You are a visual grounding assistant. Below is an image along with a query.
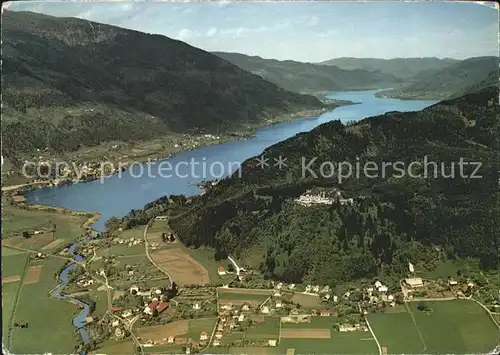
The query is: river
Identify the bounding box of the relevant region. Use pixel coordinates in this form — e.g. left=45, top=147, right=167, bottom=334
left=26, top=90, right=436, bottom=232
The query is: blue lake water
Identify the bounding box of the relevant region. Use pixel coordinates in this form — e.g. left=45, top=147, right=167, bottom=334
left=27, top=90, right=437, bottom=231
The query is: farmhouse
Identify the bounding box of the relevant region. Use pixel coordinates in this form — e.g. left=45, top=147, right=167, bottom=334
left=168, top=336, right=175, bottom=344
left=269, top=339, right=278, bottom=347
left=217, top=266, right=226, bottom=276
left=193, top=303, right=201, bottom=310
left=144, top=300, right=168, bottom=315
left=405, top=277, right=424, bottom=288
left=213, top=340, right=221, bottom=346
left=122, top=309, right=133, bottom=318
left=215, top=332, right=223, bottom=339
left=449, top=280, right=458, bottom=286
left=261, top=306, right=270, bottom=314
left=276, top=301, right=283, bottom=308
left=320, top=310, right=331, bottom=316
left=241, top=303, right=250, bottom=311
left=200, top=332, right=208, bottom=341
left=274, top=291, right=281, bottom=297
left=221, top=304, right=233, bottom=311
left=312, top=285, right=320, bottom=293
left=238, top=314, right=245, bottom=322
left=378, top=285, right=388, bottom=293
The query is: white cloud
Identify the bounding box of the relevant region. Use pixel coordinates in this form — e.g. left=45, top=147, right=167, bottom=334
left=176, top=28, right=194, bottom=41
left=207, top=27, right=218, bottom=37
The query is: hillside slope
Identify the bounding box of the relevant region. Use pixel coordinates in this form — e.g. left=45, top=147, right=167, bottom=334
left=320, top=57, right=459, bottom=79
left=2, top=11, right=324, bottom=160
left=118, top=86, right=499, bottom=286
left=375, top=57, right=497, bottom=99
left=213, top=52, right=401, bottom=93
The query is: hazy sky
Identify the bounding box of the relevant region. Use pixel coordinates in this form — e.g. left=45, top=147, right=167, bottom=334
left=5, top=1, right=499, bottom=62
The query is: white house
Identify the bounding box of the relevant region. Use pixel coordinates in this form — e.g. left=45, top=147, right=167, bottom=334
left=200, top=332, right=208, bottom=341
left=312, top=285, right=320, bottom=293
left=217, top=266, right=226, bottom=276
left=305, top=285, right=312, bottom=293
left=268, top=339, right=277, bottom=347
left=215, top=332, right=223, bottom=339
left=167, top=336, right=175, bottom=344
left=274, top=291, right=281, bottom=297
left=289, top=284, right=296, bottom=290
left=333, top=295, right=338, bottom=303
left=323, top=294, right=331, bottom=301
left=122, top=309, right=133, bottom=318
left=193, top=303, right=201, bottom=310
left=374, top=281, right=382, bottom=289
left=213, top=340, right=221, bottom=346
left=238, top=314, right=245, bottom=322
left=449, top=280, right=458, bottom=286
left=378, top=285, right=388, bottom=293
left=276, top=301, right=283, bottom=308
left=261, top=306, right=270, bottom=314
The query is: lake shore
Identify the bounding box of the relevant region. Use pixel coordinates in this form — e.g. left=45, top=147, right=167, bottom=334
left=2, top=103, right=351, bottom=194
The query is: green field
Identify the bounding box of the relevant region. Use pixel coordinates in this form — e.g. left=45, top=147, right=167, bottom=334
left=185, top=247, right=229, bottom=284
left=2, top=282, right=23, bottom=347
left=97, top=339, right=136, bottom=354
left=9, top=258, right=80, bottom=354
left=244, top=317, right=280, bottom=340
left=2, top=253, right=29, bottom=277
left=186, top=317, right=218, bottom=339
left=369, top=300, right=499, bottom=354
left=218, top=289, right=272, bottom=303
left=1, top=246, right=28, bottom=256
left=98, top=243, right=145, bottom=257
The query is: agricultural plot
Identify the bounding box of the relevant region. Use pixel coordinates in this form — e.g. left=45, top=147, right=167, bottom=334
left=279, top=316, right=377, bottom=354
left=9, top=258, right=80, bottom=354
left=218, top=288, right=272, bottom=308
left=244, top=316, right=280, bottom=340
left=150, top=248, right=210, bottom=285
left=1, top=232, right=55, bottom=250
left=369, top=300, right=499, bottom=354
left=2, top=253, right=29, bottom=278
left=97, top=243, right=145, bottom=257
left=134, top=318, right=217, bottom=344
left=290, top=293, right=323, bottom=308
left=97, top=339, right=136, bottom=354
left=2, top=282, right=22, bottom=347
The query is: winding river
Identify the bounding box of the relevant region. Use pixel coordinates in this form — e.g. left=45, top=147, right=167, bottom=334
left=29, top=90, right=437, bottom=346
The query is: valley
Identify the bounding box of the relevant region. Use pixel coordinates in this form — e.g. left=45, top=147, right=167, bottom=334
left=1, top=2, right=498, bottom=355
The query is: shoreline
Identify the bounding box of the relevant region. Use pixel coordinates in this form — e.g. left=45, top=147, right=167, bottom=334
left=2, top=104, right=349, bottom=196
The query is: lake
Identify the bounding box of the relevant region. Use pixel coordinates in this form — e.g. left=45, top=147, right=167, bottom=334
left=26, top=90, right=437, bottom=231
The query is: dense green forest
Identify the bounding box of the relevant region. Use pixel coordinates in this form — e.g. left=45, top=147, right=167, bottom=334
left=2, top=10, right=323, bottom=160
left=113, top=86, right=499, bottom=287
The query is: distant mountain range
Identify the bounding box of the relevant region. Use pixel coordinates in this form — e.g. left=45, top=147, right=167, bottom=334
left=213, top=52, right=402, bottom=94
left=320, top=57, right=459, bottom=79
left=2, top=11, right=325, bottom=160
left=375, top=56, right=498, bottom=99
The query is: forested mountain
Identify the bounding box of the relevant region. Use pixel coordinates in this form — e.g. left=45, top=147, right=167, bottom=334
left=213, top=52, right=402, bottom=93
left=2, top=11, right=324, bottom=159
left=116, top=86, right=499, bottom=287
left=320, top=57, right=458, bottom=79
left=376, top=57, right=497, bottom=99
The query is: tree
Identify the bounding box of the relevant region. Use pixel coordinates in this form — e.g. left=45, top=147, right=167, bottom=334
left=152, top=307, right=159, bottom=317
left=22, top=231, right=31, bottom=239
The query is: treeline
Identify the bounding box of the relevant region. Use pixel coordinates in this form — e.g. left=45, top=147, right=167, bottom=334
left=116, top=87, right=499, bottom=287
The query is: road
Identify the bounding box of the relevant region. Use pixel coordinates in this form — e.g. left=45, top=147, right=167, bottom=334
left=143, top=219, right=173, bottom=284
left=228, top=256, right=243, bottom=275
left=359, top=303, right=382, bottom=355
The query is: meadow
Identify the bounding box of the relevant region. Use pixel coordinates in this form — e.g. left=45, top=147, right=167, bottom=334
left=369, top=299, right=499, bottom=354
left=9, top=257, right=80, bottom=354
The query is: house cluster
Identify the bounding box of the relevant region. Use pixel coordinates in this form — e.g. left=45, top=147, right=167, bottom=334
left=338, top=323, right=369, bottom=332
left=76, top=278, right=95, bottom=287
left=212, top=313, right=252, bottom=346
left=219, top=302, right=253, bottom=315
left=304, top=284, right=337, bottom=302
left=366, top=280, right=395, bottom=306
left=111, top=237, right=144, bottom=247
left=31, top=252, right=46, bottom=260
left=281, top=314, right=311, bottom=324
left=295, top=190, right=354, bottom=207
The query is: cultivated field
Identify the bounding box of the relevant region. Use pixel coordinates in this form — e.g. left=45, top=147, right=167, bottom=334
left=290, top=293, right=323, bottom=308
left=280, top=328, right=331, bottom=339
left=218, top=288, right=272, bottom=307
left=244, top=316, right=280, bottom=340
left=2, top=253, right=29, bottom=278
left=278, top=316, right=377, bottom=354
left=23, top=265, right=42, bottom=284
left=134, top=318, right=217, bottom=344
left=9, top=258, right=80, bottom=354
left=1, top=232, right=54, bottom=250
left=135, top=320, right=189, bottom=341
left=96, top=339, right=135, bottom=354
left=369, top=299, right=499, bottom=354
left=150, top=248, right=210, bottom=285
